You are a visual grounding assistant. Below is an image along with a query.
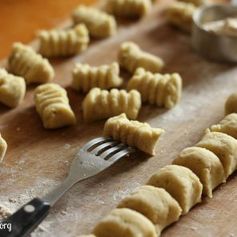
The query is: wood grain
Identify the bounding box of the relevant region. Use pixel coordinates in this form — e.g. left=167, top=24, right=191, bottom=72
left=0, top=0, right=236, bottom=237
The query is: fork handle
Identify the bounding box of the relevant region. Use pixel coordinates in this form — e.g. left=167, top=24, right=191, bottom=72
left=0, top=198, right=50, bottom=237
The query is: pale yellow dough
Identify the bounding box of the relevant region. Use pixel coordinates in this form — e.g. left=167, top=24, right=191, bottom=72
left=8, top=43, right=54, bottom=84
left=225, top=92, right=237, bottom=115
left=173, top=147, right=225, bottom=198
left=209, top=113, right=237, bottom=139
left=196, top=131, right=237, bottom=178
left=118, top=185, right=182, bottom=235
left=38, top=24, right=89, bottom=57
left=93, top=208, right=157, bottom=237
left=0, top=134, right=7, bottom=162
left=177, top=0, right=208, bottom=6
left=72, top=62, right=122, bottom=93
left=82, top=88, right=141, bottom=122
left=34, top=83, right=76, bottom=129
left=105, top=0, right=152, bottom=19
left=127, top=68, right=182, bottom=109
left=147, top=165, right=203, bottom=214
left=118, top=42, right=164, bottom=73
left=0, top=69, right=26, bottom=108
left=166, top=2, right=196, bottom=32
left=103, top=113, right=164, bottom=155
left=72, top=5, right=117, bottom=38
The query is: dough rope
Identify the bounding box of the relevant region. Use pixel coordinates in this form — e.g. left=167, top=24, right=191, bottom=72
left=173, top=147, right=226, bottom=198
left=147, top=165, right=203, bottom=214
left=118, top=185, right=182, bottom=234
left=118, top=42, right=164, bottom=73
left=34, top=83, right=76, bottom=129
left=8, top=43, right=54, bottom=84
left=105, top=0, right=152, bottom=19
left=38, top=24, right=89, bottom=58
left=0, top=69, right=26, bottom=108
left=127, top=67, right=182, bottom=109
left=196, top=131, right=237, bottom=178
left=166, top=2, right=196, bottom=32
left=72, top=62, right=123, bottom=93
left=82, top=88, right=141, bottom=122
left=103, top=113, right=164, bottom=155
left=72, top=6, right=117, bottom=38
left=0, top=133, right=7, bottom=162
left=93, top=208, right=157, bottom=237
left=177, top=0, right=208, bottom=6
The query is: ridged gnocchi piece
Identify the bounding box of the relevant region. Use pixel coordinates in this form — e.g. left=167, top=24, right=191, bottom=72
left=127, top=68, right=182, bottom=109
left=118, top=42, right=164, bottom=73
left=196, top=131, right=237, bottom=178
left=166, top=2, right=196, bottom=32
left=177, top=0, right=208, bottom=6
left=82, top=88, right=141, bottom=122
left=103, top=113, right=164, bottom=155
left=118, top=185, right=182, bottom=235
left=93, top=208, right=157, bottom=237
left=72, top=6, right=117, bottom=38
left=209, top=113, right=237, bottom=139
left=72, top=62, right=123, bottom=93
left=38, top=24, right=89, bottom=58
left=225, top=92, right=237, bottom=115
left=147, top=165, right=203, bottom=214
left=173, top=147, right=225, bottom=198
left=0, top=69, right=26, bottom=108
left=8, top=43, right=54, bottom=85
left=105, top=0, right=152, bottom=19
left=34, top=83, right=76, bottom=129
left=0, top=134, right=7, bottom=162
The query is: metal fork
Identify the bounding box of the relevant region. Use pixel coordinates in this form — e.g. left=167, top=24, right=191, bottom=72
left=1, top=137, right=135, bottom=237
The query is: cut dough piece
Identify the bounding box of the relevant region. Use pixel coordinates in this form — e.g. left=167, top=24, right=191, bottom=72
left=173, top=147, right=226, bottom=198
left=0, top=134, right=7, bottom=162
left=147, top=165, right=203, bottom=214
left=118, top=185, right=182, bottom=234
left=225, top=93, right=237, bottom=115
left=34, top=83, right=76, bottom=129
left=0, top=68, right=26, bottom=108
left=208, top=113, right=237, bottom=139
left=196, top=131, right=237, bottom=178
left=118, top=42, right=164, bottom=73
left=93, top=208, right=157, bottom=237
left=103, top=113, right=164, bottom=155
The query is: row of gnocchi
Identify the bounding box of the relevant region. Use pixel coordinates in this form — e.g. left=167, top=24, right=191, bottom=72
left=78, top=94, right=237, bottom=237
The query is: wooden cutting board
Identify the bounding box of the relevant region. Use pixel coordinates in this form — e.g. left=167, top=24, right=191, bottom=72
left=0, top=0, right=237, bottom=236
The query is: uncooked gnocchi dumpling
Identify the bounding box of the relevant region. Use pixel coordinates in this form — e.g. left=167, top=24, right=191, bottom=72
left=118, top=185, right=182, bottom=234
left=38, top=24, right=89, bottom=57
left=209, top=113, right=237, bottom=139
left=196, top=131, right=237, bottom=178
left=34, top=83, right=76, bottom=129
left=0, top=134, right=7, bottom=162
left=105, top=0, right=152, bottom=19
left=82, top=88, right=141, bottom=122
left=0, top=69, right=26, bottom=108
left=93, top=208, right=157, bottom=237
left=118, top=42, right=164, bottom=73
left=173, top=147, right=225, bottom=198
left=72, top=62, right=122, bottom=93
left=8, top=43, right=54, bottom=84
left=103, top=113, right=164, bottom=155
left=177, top=0, right=208, bottom=6
left=72, top=6, right=117, bottom=38
left=166, top=2, right=196, bottom=32
left=225, top=92, right=237, bottom=115
left=147, top=165, right=203, bottom=214
left=127, top=68, right=182, bottom=109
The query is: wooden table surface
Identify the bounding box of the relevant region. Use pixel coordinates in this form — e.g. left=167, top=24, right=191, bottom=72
left=0, top=0, right=95, bottom=59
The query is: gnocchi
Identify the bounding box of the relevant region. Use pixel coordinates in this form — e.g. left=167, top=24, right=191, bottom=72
left=0, top=134, right=7, bottom=162
left=72, top=62, right=122, bottom=93
left=225, top=92, right=237, bottom=115
left=103, top=113, right=164, bottom=155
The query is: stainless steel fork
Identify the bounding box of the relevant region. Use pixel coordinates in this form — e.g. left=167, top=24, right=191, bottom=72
left=1, top=137, right=135, bottom=237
